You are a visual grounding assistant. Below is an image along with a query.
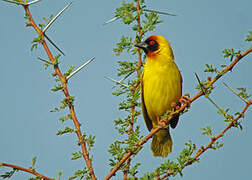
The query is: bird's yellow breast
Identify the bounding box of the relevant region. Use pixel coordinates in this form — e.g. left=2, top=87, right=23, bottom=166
left=143, top=58, right=182, bottom=127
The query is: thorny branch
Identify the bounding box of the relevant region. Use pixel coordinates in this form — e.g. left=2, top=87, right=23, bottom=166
left=0, top=162, right=53, bottom=180
left=20, top=3, right=96, bottom=180
left=136, top=0, right=143, bottom=73
left=122, top=0, right=143, bottom=179
left=105, top=46, right=252, bottom=179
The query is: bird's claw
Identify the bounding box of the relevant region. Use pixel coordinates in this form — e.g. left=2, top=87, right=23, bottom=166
left=157, top=117, right=166, bottom=127
left=179, top=93, right=191, bottom=108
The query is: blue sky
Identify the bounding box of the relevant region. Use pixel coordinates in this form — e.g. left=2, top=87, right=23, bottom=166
left=0, top=0, right=251, bottom=179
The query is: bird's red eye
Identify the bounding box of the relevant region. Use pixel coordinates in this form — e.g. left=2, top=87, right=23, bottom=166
left=149, top=40, right=156, bottom=45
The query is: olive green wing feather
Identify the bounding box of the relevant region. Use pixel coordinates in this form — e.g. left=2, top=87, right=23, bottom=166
left=141, top=74, right=153, bottom=131
left=170, top=70, right=183, bottom=129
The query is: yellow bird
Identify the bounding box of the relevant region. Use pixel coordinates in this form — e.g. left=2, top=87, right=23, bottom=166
left=135, top=35, right=182, bottom=157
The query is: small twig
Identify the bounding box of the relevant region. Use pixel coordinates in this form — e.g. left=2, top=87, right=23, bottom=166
left=223, top=82, right=248, bottom=103
left=43, top=2, right=72, bottom=33
left=136, top=0, right=143, bottom=71
left=27, top=0, right=41, bottom=5
left=37, top=57, right=53, bottom=65
left=1, top=162, right=54, bottom=180
left=66, top=57, right=95, bottom=80
left=44, top=34, right=65, bottom=56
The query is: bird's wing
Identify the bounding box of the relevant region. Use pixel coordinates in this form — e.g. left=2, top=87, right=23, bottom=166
left=170, top=113, right=179, bottom=129
left=141, top=73, right=153, bottom=131
left=170, top=71, right=183, bottom=129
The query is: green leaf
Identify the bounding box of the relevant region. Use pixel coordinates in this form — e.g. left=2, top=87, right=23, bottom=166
left=56, top=126, right=74, bottom=136
left=201, top=126, right=212, bottom=136
left=24, top=12, right=29, bottom=20
left=71, top=151, right=82, bottom=160
left=61, top=96, right=75, bottom=108
left=32, top=35, right=43, bottom=44
left=68, top=168, right=90, bottom=180
left=38, top=23, right=45, bottom=30
left=0, top=169, right=17, bottom=179
left=140, top=171, right=157, bottom=180
left=31, top=43, right=38, bottom=51
left=64, top=65, right=75, bottom=77
left=32, top=156, right=37, bottom=168
left=237, top=87, right=251, bottom=100
left=50, top=107, right=60, bottom=112
left=113, top=36, right=133, bottom=56
left=211, top=141, right=224, bottom=150
left=245, top=31, right=252, bottom=42
left=115, top=2, right=136, bottom=25
left=58, top=115, right=71, bottom=123
left=142, top=12, right=163, bottom=33
left=222, top=48, right=241, bottom=60
left=117, top=61, right=138, bottom=76
left=128, top=162, right=141, bottom=177
left=54, top=54, right=61, bottom=65
left=51, top=84, right=63, bottom=92
left=30, top=35, right=43, bottom=51
left=86, top=135, right=96, bottom=151
left=204, top=64, right=219, bottom=74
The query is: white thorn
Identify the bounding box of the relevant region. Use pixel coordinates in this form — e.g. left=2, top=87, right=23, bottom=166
left=223, top=82, right=248, bottom=103
left=118, top=71, right=134, bottom=83
left=143, top=9, right=177, bottom=16
left=27, top=0, right=41, bottom=5
left=104, top=76, right=130, bottom=88
left=3, top=0, right=26, bottom=5
left=103, top=16, right=119, bottom=25
left=43, top=2, right=72, bottom=33
left=66, top=57, right=95, bottom=80
left=44, top=34, right=65, bottom=56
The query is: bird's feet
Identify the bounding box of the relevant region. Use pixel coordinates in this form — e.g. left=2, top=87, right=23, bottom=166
left=179, top=93, right=191, bottom=108
left=157, top=117, right=167, bottom=127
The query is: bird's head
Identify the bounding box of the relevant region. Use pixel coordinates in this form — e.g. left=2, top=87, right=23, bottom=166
left=135, top=35, right=174, bottom=59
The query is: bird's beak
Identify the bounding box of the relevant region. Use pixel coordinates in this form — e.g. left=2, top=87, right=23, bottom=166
left=135, top=42, right=148, bottom=52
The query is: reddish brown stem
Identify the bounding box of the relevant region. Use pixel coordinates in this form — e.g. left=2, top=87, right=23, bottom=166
left=23, top=5, right=96, bottom=180
left=123, top=158, right=131, bottom=180
left=105, top=47, right=252, bottom=179
left=136, top=0, right=143, bottom=74
left=156, top=170, right=161, bottom=180
left=136, top=0, right=143, bottom=37
left=122, top=1, right=143, bottom=179
left=1, top=163, right=53, bottom=180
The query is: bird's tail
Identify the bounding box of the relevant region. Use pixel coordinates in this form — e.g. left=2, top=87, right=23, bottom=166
left=151, top=128, right=172, bottom=157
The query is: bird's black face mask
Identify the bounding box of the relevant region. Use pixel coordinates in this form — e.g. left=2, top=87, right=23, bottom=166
left=135, top=39, right=159, bottom=54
